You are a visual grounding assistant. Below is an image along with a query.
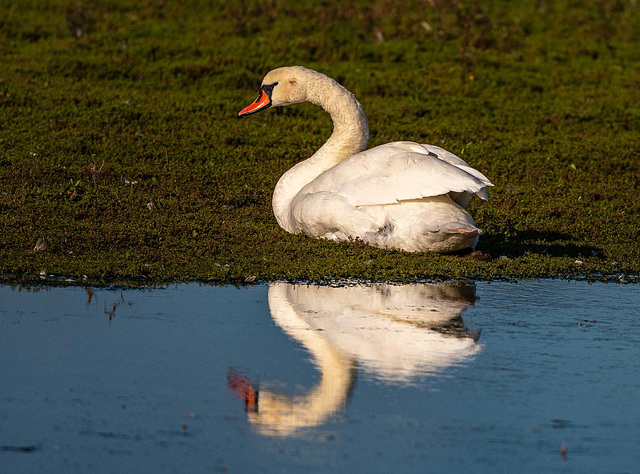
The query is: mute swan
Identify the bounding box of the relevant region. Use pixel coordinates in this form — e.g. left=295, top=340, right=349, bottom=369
left=228, top=282, right=481, bottom=437
left=239, top=66, right=493, bottom=253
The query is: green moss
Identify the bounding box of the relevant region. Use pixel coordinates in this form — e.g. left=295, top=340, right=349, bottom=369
left=1, top=0, right=639, bottom=285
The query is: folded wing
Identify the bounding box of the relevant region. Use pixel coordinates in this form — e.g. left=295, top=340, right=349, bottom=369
left=301, top=141, right=493, bottom=207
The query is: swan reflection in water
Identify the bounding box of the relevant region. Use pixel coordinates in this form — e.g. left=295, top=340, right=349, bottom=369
left=228, top=282, right=482, bottom=437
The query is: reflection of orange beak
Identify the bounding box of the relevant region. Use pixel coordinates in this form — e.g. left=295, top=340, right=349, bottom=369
left=244, top=386, right=258, bottom=413
left=238, top=89, right=272, bottom=117
left=227, top=367, right=259, bottom=412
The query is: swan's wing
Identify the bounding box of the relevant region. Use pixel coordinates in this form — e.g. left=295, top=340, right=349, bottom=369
left=416, top=143, right=493, bottom=188
left=306, top=142, right=492, bottom=207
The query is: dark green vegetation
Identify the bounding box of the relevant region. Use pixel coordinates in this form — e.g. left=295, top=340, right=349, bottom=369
left=1, top=0, right=639, bottom=285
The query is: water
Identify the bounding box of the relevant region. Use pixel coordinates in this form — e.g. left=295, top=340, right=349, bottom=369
left=1, top=280, right=639, bottom=473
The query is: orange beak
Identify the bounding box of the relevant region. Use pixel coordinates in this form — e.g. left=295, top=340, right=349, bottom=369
left=227, top=368, right=259, bottom=413
left=238, top=88, right=272, bottom=117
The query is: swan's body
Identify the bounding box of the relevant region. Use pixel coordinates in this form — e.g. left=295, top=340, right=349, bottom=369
left=239, top=66, right=493, bottom=253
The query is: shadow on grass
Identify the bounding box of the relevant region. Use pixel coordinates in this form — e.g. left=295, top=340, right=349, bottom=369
left=478, top=230, right=603, bottom=259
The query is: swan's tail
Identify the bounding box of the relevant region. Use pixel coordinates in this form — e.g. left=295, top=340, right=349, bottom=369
left=440, top=222, right=483, bottom=236
left=424, top=222, right=482, bottom=253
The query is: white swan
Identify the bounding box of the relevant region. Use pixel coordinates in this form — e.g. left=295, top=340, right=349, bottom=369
left=239, top=66, right=493, bottom=253
left=230, top=282, right=481, bottom=437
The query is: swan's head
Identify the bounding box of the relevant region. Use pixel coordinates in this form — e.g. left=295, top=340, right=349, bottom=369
left=238, top=66, right=311, bottom=117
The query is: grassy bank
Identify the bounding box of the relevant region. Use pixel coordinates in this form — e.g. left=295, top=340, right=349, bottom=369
left=1, top=0, right=639, bottom=285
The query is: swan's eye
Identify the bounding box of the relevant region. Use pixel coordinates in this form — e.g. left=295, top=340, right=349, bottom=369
left=261, top=82, right=278, bottom=99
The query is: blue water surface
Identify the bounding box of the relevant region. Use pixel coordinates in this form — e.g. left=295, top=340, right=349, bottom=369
left=0, top=280, right=639, bottom=473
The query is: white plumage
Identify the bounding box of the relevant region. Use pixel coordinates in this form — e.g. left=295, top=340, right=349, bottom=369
left=239, top=66, right=493, bottom=253
left=243, top=282, right=481, bottom=437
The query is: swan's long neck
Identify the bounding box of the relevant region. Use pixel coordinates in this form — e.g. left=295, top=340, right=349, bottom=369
left=250, top=284, right=355, bottom=436
left=273, top=72, right=369, bottom=232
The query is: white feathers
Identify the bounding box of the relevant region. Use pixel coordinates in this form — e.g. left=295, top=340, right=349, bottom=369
left=301, top=141, right=492, bottom=208
left=242, top=66, right=493, bottom=253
